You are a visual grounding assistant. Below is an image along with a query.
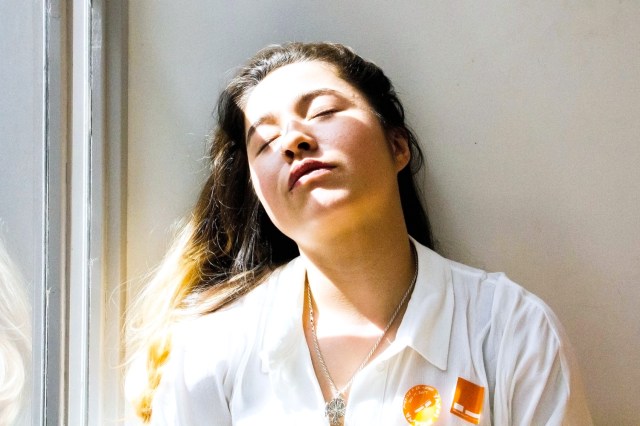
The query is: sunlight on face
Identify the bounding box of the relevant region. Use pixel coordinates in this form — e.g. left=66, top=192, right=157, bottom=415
left=243, top=61, right=408, bottom=245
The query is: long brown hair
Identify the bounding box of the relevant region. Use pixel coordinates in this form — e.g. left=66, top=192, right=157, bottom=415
left=127, top=41, right=433, bottom=421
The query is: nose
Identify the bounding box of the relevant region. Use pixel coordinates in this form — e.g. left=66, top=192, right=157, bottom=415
left=280, top=120, right=317, bottom=161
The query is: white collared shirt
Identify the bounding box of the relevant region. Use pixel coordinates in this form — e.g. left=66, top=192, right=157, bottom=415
left=149, top=242, right=592, bottom=425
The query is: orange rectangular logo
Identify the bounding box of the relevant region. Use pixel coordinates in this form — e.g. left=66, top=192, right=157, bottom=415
left=450, top=377, right=484, bottom=424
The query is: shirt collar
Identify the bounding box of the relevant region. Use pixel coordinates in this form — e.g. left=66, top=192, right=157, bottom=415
left=259, top=258, right=327, bottom=415
left=394, top=238, right=454, bottom=371
left=260, top=239, right=455, bottom=372
left=260, top=257, right=307, bottom=373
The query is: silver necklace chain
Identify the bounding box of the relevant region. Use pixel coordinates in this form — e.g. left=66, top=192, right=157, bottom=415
left=307, top=243, right=418, bottom=425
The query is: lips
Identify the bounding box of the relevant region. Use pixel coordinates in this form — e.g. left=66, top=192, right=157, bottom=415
left=288, top=159, right=334, bottom=190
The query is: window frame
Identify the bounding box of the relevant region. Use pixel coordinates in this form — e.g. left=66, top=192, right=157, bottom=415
left=39, top=0, right=127, bottom=424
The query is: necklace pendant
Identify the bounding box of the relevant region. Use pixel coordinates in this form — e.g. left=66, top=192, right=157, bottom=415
left=325, top=393, right=346, bottom=425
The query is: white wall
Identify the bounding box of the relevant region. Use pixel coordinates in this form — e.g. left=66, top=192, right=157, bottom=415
left=128, top=1, right=640, bottom=423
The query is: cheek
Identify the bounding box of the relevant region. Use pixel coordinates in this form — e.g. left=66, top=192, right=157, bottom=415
left=248, top=166, right=266, bottom=202
left=339, top=125, right=395, bottom=168
left=248, top=162, right=280, bottom=211
left=249, top=165, right=292, bottom=233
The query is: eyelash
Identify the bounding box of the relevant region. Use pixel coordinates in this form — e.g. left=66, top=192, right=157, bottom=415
left=257, top=136, right=278, bottom=154
left=311, top=108, right=337, bottom=119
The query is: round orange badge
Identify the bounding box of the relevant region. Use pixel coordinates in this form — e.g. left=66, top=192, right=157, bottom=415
left=402, top=385, right=442, bottom=425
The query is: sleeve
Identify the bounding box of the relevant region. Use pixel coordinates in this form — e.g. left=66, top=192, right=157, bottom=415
left=490, top=278, right=593, bottom=426
left=150, top=316, right=235, bottom=426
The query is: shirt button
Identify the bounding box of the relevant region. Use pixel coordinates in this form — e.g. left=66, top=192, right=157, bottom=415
left=376, top=362, right=386, bottom=372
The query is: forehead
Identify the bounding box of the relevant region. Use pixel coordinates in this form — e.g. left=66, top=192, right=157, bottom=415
left=243, top=60, right=359, bottom=118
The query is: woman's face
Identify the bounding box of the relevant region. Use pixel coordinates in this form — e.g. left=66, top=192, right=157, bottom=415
left=243, top=60, right=409, bottom=245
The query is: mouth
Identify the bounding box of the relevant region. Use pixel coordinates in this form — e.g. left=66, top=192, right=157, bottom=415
left=288, top=160, right=334, bottom=191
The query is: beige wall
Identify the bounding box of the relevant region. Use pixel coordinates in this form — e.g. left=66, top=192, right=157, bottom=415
left=128, top=1, right=640, bottom=423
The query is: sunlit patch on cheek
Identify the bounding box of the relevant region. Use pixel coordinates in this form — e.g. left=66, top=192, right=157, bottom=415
left=248, top=163, right=281, bottom=219
left=246, top=162, right=264, bottom=196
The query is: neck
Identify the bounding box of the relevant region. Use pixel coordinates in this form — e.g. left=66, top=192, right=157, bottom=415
left=298, top=220, right=416, bottom=330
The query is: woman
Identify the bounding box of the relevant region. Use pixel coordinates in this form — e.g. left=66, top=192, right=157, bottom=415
left=127, top=42, right=592, bottom=425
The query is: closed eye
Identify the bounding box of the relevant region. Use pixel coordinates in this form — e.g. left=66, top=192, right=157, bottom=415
left=252, top=133, right=280, bottom=155
left=310, top=108, right=338, bottom=119
left=256, top=135, right=279, bottom=154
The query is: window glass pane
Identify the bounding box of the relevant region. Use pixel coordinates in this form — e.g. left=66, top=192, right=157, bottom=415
left=0, top=2, right=45, bottom=425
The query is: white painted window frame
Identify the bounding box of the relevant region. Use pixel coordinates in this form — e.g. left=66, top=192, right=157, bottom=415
left=40, top=0, right=127, bottom=424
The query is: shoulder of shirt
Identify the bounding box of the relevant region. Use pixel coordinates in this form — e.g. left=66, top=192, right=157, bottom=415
left=439, top=253, right=566, bottom=343
left=418, top=251, right=590, bottom=421
left=171, top=259, right=299, bottom=355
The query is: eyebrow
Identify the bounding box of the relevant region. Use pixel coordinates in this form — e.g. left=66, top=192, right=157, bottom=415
left=245, top=88, right=346, bottom=143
